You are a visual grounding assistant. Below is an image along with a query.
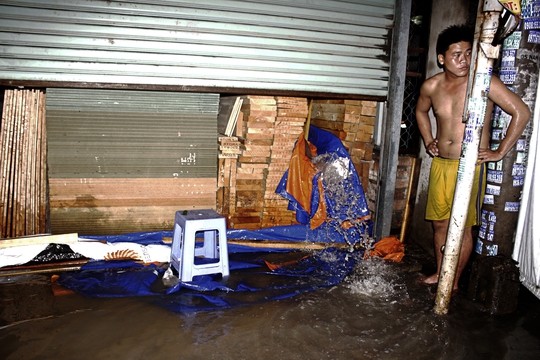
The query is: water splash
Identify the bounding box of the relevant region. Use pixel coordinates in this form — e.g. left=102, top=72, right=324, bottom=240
left=311, top=152, right=374, bottom=250
left=345, top=258, right=407, bottom=301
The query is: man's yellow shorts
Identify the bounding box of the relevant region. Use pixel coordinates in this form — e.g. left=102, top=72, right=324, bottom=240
left=425, top=156, right=486, bottom=227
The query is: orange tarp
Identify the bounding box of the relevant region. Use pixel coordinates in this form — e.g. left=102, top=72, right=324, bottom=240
left=364, top=236, right=405, bottom=262
left=285, top=133, right=327, bottom=229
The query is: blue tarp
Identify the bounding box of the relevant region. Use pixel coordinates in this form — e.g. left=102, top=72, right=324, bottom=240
left=58, top=243, right=358, bottom=312
left=57, top=126, right=374, bottom=312
left=276, top=125, right=373, bottom=245
left=79, top=225, right=310, bottom=247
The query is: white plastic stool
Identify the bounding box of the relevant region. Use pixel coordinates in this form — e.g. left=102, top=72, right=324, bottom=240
left=170, top=209, right=229, bottom=282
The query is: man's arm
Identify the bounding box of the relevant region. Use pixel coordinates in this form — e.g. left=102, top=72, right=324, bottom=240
left=416, top=82, right=439, bottom=156
left=479, top=98, right=494, bottom=152
left=478, top=76, right=531, bottom=164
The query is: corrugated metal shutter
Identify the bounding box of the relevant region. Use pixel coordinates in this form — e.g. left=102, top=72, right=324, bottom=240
left=46, top=88, right=219, bottom=178
left=0, top=0, right=394, bottom=97
left=46, top=88, right=219, bottom=235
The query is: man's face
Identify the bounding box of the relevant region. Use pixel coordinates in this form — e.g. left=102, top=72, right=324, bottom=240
left=438, top=41, right=472, bottom=77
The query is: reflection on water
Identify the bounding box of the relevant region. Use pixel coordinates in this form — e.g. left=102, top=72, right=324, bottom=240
left=1, top=251, right=539, bottom=360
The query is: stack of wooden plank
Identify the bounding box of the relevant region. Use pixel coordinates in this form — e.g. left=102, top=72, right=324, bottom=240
left=228, top=96, right=276, bottom=229
left=311, top=99, right=361, bottom=148
left=354, top=101, right=377, bottom=190
left=310, top=99, right=375, bottom=189
left=0, top=89, right=48, bottom=238
left=217, top=96, right=377, bottom=230
left=218, top=135, right=242, bottom=159
left=238, top=95, right=275, bottom=163
left=217, top=136, right=241, bottom=220
left=261, top=97, right=307, bottom=227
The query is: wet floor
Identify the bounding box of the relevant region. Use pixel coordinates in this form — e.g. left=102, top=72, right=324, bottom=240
left=1, top=245, right=539, bottom=360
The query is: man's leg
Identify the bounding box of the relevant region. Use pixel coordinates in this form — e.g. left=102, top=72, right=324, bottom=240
left=424, top=221, right=473, bottom=290
left=453, top=226, right=473, bottom=291
left=423, top=218, right=449, bottom=284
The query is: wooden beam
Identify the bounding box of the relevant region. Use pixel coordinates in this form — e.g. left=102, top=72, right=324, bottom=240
left=0, top=233, right=79, bottom=248
left=161, top=236, right=350, bottom=250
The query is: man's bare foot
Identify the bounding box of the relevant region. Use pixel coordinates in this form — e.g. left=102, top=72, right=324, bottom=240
left=422, top=274, right=439, bottom=285
left=419, top=274, right=460, bottom=294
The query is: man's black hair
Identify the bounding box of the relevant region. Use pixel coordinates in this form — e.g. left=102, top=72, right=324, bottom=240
left=436, top=24, right=474, bottom=66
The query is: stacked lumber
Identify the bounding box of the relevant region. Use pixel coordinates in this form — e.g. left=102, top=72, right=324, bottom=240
left=0, top=89, right=48, bottom=238
left=239, top=95, right=276, bottom=163
left=217, top=96, right=377, bottom=230
left=228, top=96, right=276, bottom=229
left=217, top=136, right=241, bottom=220
left=261, top=97, right=307, bottom=227
left=310, top=100, right=376, bottom=189
left=218, top=135, right=242, bottom=159
left=311, top=99, right=361, bottom=148
left=353, top=101, right=377, bottom=190
left=216, top=96, right=244, bottom=220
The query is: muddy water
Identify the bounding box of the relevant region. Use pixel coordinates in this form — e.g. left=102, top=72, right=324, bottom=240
left=1, top=250, right=540, bottom=360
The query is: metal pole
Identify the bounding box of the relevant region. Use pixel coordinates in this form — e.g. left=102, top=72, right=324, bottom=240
left=433, top=0, right=505, bottom=315
left=374, top=0, right=411, bottom=239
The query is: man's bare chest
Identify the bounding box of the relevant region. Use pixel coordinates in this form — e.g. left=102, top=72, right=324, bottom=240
left=431, top=87, right=467, bottom=120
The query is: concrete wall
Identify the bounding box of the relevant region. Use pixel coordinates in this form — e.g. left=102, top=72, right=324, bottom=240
left=407, top=0, right=472, bottom=254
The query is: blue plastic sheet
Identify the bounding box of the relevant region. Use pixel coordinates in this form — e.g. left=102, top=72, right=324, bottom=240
left=79, top=225, right=307, bottom=246
left=276, top=126, right=373, bottom=245
left=58, top=245, right=359, bottom=312
left=57, top=126, right=375, bottom=313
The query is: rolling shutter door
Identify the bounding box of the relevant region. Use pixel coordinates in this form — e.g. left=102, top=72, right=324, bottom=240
left=46, top=88, right=219, bottom=235
left=0, top=0, right=394, bottom=97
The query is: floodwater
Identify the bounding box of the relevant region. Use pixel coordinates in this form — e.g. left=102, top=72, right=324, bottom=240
left=1, top=245, right=539, bottom=360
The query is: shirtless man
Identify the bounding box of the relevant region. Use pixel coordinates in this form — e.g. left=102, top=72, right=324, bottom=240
left=416, top=24, right=530, bottom=291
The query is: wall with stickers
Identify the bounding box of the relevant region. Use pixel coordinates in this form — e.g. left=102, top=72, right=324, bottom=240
left=475, top=0, right=540, bottom=258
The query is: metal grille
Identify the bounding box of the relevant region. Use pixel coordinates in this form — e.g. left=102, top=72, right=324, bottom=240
left=400, top=0, right=431, bottom=152
left=401, top=76, right=421, bottom=151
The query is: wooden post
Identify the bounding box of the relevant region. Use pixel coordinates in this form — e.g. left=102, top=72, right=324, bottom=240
left=399, top=158, right=417, bottom=242
left=304, top=99, right=313, bottom=141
